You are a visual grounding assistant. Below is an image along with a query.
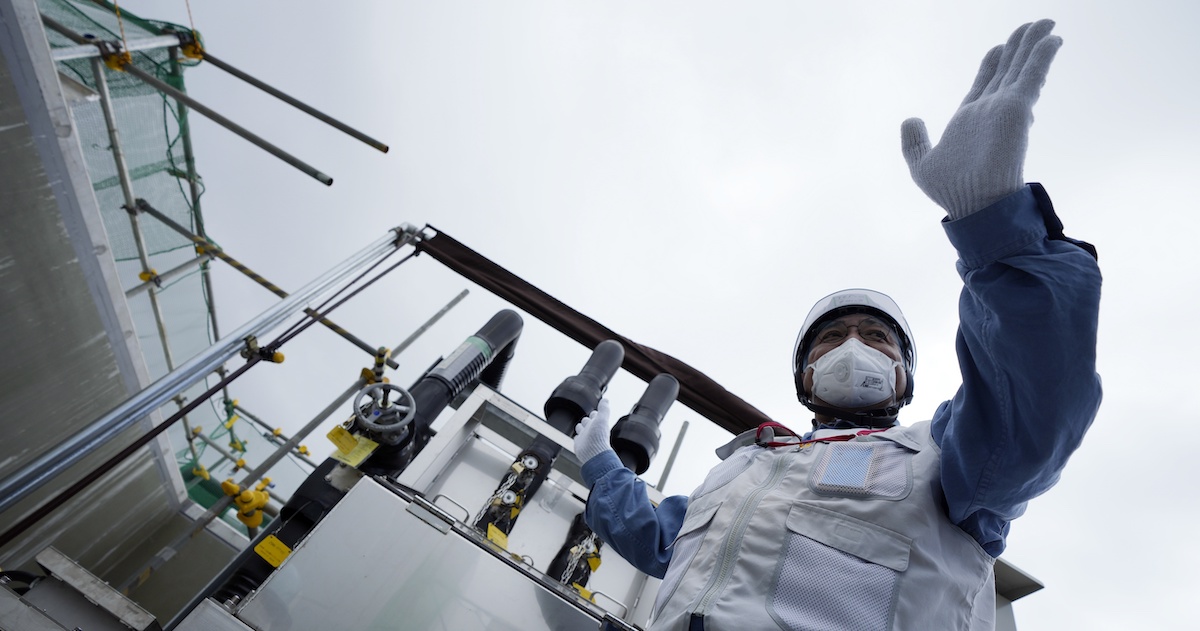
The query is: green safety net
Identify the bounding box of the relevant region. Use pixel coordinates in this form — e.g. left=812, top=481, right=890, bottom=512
left=38, top=0, right=205, bottom=260
left=34, top=1, right=318, bottom=525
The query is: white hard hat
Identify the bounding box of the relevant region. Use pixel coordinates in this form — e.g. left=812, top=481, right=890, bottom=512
left=792, top=289, right=916, bottom=417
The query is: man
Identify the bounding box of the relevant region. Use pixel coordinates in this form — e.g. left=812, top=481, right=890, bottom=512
left=573, top=19, right=1102, bottom=630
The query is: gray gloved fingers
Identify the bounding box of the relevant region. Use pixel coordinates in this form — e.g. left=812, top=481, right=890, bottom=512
left=1002, top=19, right=1057, bottom=86
left=985, top=21, right=1034, bottom=94
left=1014, top=34, right=1062, bottom=94
left=900, top=19, right=1061, bottom=217
left=961, top=45, right=1004, bottom=106
left=900, top=117, right=931, bottom=172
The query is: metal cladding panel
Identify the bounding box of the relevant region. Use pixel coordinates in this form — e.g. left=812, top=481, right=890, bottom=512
left=0, top=0, right=186, bottom=600
left=237, top=478, right=601, bottom=631
left=0, top=586, right=70, bottom=631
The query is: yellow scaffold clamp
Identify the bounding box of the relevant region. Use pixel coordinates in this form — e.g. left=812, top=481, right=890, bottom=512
left=172, top=28, right=205, bottom=60
left=222, top=478, right=272, bottom=529
left=102, top=49, right=132, bottom=72
left=180, top=36, right=204, bottom=60
left=91, top=39, right=132, bottom=72
left=138, top=269, right=161, bottom=288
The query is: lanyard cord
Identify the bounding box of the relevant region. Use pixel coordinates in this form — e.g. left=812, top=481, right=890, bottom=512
left=755, top=421, right=887, bottom=448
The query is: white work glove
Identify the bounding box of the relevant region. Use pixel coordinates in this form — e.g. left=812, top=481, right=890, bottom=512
left=901, top=19, right=1062, bottom=219
left=573, top=399, right=613, bottom=464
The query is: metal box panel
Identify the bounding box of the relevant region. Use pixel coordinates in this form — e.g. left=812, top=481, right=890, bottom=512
left=237, top=478, right=600, bottom=630
left=400, top=387, right=662, bottom=623
left=172, top=599, right=255, bottom=631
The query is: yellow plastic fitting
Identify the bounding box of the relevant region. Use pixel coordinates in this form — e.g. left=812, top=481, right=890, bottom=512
left=223, top=478, right=272, bottom=529
left=103, top=51, right=132, bottom=71
left=220, top=478, right=240, bottom=497
left=181, top=39, right=204, bottom=60
left=234, top=488, right=269, bottom=529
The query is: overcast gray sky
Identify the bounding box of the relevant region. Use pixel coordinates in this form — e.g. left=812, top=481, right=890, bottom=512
left=113, top=1, right=1199, bottom=629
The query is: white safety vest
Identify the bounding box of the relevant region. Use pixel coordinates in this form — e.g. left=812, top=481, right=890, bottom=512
left=650, top=421, right=996, bottom=631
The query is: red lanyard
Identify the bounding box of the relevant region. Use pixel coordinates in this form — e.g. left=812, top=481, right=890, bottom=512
left=755, top=421, right=888, bottom=449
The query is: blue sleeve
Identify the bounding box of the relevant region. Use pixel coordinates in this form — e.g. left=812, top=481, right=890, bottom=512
left=933, top=183, right=1102, bottom=557
left=580, top=450, right=689, bottom=578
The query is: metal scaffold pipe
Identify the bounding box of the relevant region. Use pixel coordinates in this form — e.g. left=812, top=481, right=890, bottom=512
left=39, top=14, right=334, bottom=186
left=124, top=253, right=213, bottom=297
left=198, top=50, right=389, bottom=153
left=136, top=199, right=401, bottom=370
left=168, top=48, right=230, bottom=402
left=121, top=63, right=333, bottom=185
left=390, top=288, right=470, bottom=359
left=656, top=420, right=690, bottom=492
left=231, top=404, right=319, bottom=469
left=90, top=53, right=204, bottom=466
left=238, top=380, right=363, bottom=496
left=0, top=230, right=405, bottom=516
left=50, top=34, right=179, bottom=61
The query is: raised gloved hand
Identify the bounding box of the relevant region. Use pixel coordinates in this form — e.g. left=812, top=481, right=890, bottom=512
left=901, top=19, right=1062, bottom=219
left=573, top=399, right=613, bottom=464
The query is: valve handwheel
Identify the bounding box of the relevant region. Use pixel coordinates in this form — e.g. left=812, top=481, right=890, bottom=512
left=354, top=383, right=417, bottom=434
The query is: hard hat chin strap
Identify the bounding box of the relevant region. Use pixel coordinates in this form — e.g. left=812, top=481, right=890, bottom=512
left=801, top=400, right=902, bottom=430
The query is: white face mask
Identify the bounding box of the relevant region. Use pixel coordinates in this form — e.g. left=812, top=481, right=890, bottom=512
left=807, top=338, right=900, bottom=409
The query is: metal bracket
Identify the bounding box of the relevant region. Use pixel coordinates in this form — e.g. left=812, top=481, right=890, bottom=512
left=405, top=494, right=454, bottom=534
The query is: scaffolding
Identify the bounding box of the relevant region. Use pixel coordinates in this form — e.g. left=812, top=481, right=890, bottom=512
left=3, top=0, right=462, bottom=550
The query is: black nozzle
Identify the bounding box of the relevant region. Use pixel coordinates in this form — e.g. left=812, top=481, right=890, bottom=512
left=544, top=340, right=624, bottom=435
left=611, top=374, right=678, bottom=474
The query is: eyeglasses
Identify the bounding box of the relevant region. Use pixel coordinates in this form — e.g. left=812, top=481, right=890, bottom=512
left=813, top=317, right=896, bottom=345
